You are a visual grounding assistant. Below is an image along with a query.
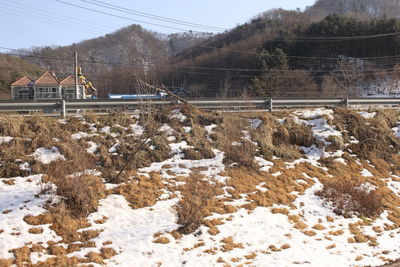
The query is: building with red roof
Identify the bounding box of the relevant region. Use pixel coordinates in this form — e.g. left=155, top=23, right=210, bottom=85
left=11, top=72, right=85, bottom=100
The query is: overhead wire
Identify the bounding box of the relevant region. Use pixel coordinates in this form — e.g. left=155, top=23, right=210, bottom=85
left=0, top=4, right=109, bottom=36
left=4, top=0, right=115, bottom=34
left=54, top=0, right=208, bottom=32
left=83, top=0, right=224, bottom=32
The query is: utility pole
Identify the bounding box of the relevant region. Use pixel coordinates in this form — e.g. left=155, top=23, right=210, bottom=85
left=74, top=50, right=78, bottom=99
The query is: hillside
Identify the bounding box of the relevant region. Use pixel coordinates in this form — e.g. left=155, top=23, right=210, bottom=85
left=20, top=26, right=211, bottom=97
left=0, top=54, right=43, bottom=100
left=307, top=0, right=400, bottom=18
left=0, top=106, right=400, bottom=266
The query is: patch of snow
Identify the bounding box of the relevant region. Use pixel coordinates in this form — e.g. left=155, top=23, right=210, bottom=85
left=0, top=175, right=61, bottom=259
left=78, top=196, right=179, bottom=266
left=100, top=126, right=111, bottom=134
left=358, top=111, right=377, bottom=119
left=361, top=169, right=374, bottom=177
left=130, top=123, right=144, bottom=137
left=171, top=109, right=187, bottom=122
left=333, top=158, right=347, bottom=164
left=255, top=157, right=274, bottom=172
left=31, top=147, right=65, bottom=164
left=204, top=124, right=217, bottom=135
left=0, top=136, right=13, bottom=144
left=86, top=141, right=99, bottom=154
left=392, top=125, right=400, bottom=138
left=159, top=124, right=174, bottom=135
left=250, top=118, right=262, bottom=129
left=71, top=131, right=98, bottom=140
left=294, top=108, right=334, bottom=120
left=182, top=126, right=191, bottom=133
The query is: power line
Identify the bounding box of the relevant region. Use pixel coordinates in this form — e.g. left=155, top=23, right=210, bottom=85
left=4, top=0, right=115, bottom=33
left=54, top=0, right=207, bottom=32
left=83, top=0, right=224, bottom=32
left=1, top=46, right=400, bottom=74
left=0, top=3, right=109, bottom=37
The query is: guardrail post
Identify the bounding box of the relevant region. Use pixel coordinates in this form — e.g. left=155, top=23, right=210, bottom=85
left=60, top=100, right=66, bottom=118
left=343, top=98, right=349, bottom=107
left=266, top=98, right=273, bottom=112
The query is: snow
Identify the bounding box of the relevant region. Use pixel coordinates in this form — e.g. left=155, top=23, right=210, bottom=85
left=0, top=175, right=61, bottom=259
left=250, top=118, right=262, bottom=129
left=0, top=136, right=13, bottom=144
left=171, top=109, right=187, bottom=122
left=130, top=123, right=144, bottom=137
left=71, top=131, right=98, bottom=140
left=255, top=157, right=274, bottom=172
left=87, top=141, right=99, bottom=154
left=358, top=111, right=377, bottom=119
left=31, top=147, right=65, bottom=164
left=393, top=124, right=400, bottom=138
left=2, top=108, right=400, bottom=266
left=159, top=124, right=174, bottom=135
left=361, top=169, right=374, bottom=177
left=79, top=196, right=179, bottom=266
left=204, top=124, right=217, bottom=134
left=294, top=108, right=334, bottom=120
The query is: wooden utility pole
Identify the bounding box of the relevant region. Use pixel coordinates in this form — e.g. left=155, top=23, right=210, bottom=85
left=74, top=51, right=78, bottom=99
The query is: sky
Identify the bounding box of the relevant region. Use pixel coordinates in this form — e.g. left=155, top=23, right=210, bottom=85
left=0, top=0, right=316, bottom=51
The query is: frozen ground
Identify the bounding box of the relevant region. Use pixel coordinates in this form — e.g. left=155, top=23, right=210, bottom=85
left=1, top=108, right=400, bottom=266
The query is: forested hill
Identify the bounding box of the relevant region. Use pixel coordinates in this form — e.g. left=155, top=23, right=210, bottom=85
left=307, top=0, right=400, bottom=18
left=0, top=54, right=43, bottom=99
left=20, top=25, right=211, bottom=95
left=159, top=6, right=400, bottom=97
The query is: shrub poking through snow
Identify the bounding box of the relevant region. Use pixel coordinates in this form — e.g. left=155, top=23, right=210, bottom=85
left=56, top=175, right=106, bottom=217
left=316, top=179, right=382, bottom=218
left=175, top=177, right=218, bottom=234
left=334, top=108, right=400, bottom=160
left=223, top=141, right=257, bottom=168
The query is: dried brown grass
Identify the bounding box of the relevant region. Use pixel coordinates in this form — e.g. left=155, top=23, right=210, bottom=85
left=175, top=176, right=219, bottom=234
left=55, top=175, right=106, bottom=217
left=316, top=179, right=382, bottom=218
left=112, top=173, right=165, bottom=209
left=334, top=108, right=400, bottom=160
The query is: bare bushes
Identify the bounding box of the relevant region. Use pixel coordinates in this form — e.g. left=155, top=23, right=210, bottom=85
left=175, top=177, right=218, bottom=234
left=55, top=175, right=106, bottom=217
left=252, top=114, right=310, bottom=160
left=316, top=179, right=382, bottom=218
left=334, top=108, right=400, bottom=160
left=223, top=141, right=257, bottom=168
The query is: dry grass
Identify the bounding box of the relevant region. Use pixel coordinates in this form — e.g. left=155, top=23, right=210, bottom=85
left=175, top=176, right=219, bottom=234
left=112, top=173, right=165, bottom=209
left=55, top=175, right=106, bottom=217
left=316, top=179, right=382, bottom=218
left=251, top=114, right=307, bottom=160
left=223, top=141, right=257, bottom=169
left=334, top=108, right=400, bottom=160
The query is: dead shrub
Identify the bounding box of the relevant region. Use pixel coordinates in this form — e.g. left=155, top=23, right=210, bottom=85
left=325, top=135, right=345, bottom=151
left=175, top=176, right=218, bottom=234
left=334, top=108, right=400, bottom=160
left=182, top=148, right=202, bottom=160
left=223, top=141, right=257, bottom=168
left=316, top=179, right=382, bottom=218
left=279, top=118, right=315, bottom=147
left=56, top=175, right=106, bottom=217
left=270, top=144, right=302, bottom=160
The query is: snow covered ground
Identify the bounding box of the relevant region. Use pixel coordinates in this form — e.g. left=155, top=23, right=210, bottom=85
left=1, top=108, right=400, bottom=267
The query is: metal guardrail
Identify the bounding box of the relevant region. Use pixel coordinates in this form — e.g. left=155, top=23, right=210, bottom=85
left=0, top=98, right=399, bottom=117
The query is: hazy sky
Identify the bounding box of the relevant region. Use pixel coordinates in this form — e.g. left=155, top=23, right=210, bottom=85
left=0, top=0, right=316, bottom=50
